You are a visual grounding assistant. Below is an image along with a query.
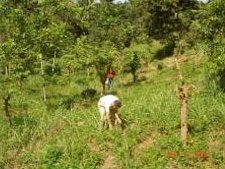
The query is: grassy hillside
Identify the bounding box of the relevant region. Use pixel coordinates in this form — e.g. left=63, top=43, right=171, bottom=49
left=1, top=54, right=225, bottom=169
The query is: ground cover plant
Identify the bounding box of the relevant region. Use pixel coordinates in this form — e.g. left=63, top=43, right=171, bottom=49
left=1, top=53, right=225, bottom=169
left=1, top=0, right=225, bottom=169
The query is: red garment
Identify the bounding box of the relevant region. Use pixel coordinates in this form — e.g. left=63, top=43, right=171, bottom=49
left=106, top=69, right=116, bottom=79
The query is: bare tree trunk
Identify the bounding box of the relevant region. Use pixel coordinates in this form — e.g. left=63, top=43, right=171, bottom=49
left=176, top=83, right=188, bottom=147
left=18, top=78, right=22, bottom=90
left=87, top=67, right=90, bottom=77
left=41, top=57, right=47, bottom=102
left=5, top=64, right=10, bottom=78
left=41, top=58, right=44, bottom=75
left=52, top=51, right=56, bottom=73
left=174, top=57, right=183, bottom=81
left=95, top=65, right=106, bottom=96
left=181, top=98, right=188, bottom=147
left=100, top=79, right=106, bottom=96
left=99, top=73, right=106, bottom=96
left=4, top=63, right=12, bottom=125
left=3, top=94, right=12, bottom=126
left=132, top=70, right=137, bottom=82
left=5, top=66, right=8, bottom=77
left=67, top=66, right=72, bottom=85
left=42, top=83, right=47, bottom=102
left=174, top=55, right=189, bottom=147
left=8, top=64, right=11, bottom=76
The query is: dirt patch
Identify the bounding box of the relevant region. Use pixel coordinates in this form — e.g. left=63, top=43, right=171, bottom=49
left=48, top=120, right=65, bottom=137
left=87, top=139, right=118, bottom=169
left=132, top=135, right=154, bottom=157
left=87, top=139, right=100, bottom=153
left=164, top=55, right=189, bottom=68
left=100, top=151, right=117, bottom=169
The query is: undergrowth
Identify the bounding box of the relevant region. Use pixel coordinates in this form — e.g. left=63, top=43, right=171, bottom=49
left=0, top=54, right=225, bottom=169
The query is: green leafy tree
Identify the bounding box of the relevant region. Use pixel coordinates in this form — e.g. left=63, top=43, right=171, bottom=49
left=1, top=0, right=75, bottom=103
left=0, top=3, right=35, bottom=124
left=123, top=43, right=152, bottom=82
left=199, top=0, right=225, bottom=89
left=144, top=0, right=199, bottom=57
left=27, top=1, right=74, bottom=101
left=80, top=0, right=136, bottom=49
left=72, top=37, right=120, bottom=95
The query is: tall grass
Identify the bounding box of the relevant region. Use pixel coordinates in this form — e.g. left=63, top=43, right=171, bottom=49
left=0, top=55, right=225, bottom=169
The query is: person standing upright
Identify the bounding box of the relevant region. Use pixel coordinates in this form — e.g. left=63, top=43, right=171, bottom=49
left=105, top=67, right=116, bottom=90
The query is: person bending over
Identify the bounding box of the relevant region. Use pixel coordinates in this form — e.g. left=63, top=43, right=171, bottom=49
left=97, top=95, right=122, bottom=129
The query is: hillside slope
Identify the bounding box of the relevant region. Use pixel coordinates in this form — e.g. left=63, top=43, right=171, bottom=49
left=1, top=54, right=225, bottom=169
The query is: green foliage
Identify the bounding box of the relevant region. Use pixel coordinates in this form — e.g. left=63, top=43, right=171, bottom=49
left=198, top=0, right=225, bottom=88
left=66, top=35, right=121, bottom=94
left=41, top=146, right=63, bottom=169
left=147, top=0, right=198, bottom=41
left=1, top=0, right=225, bottom=168
left=123, top=43, right=153, bottom=81
left=1, top=54, right=225, bottom=168
left=212, top=151, right=224, bottom=165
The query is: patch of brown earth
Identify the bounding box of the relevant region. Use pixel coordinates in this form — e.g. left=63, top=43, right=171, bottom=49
left=100, top=151, right=117, bottom=169
left=133, top=135, right=154, bottom=157
left=87, top=139, right=118, bottom=169
left=87, top=139, right=100, bottom=153
left=87, top=138, right=118, bottom=169
left=164, top=55, right=189, bottom=68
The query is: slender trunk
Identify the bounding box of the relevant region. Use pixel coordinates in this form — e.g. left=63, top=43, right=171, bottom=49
left=3, top=94, right=12, bottom=126
left=52, top=51, right=56, bottom=72
left=174, top=57, right=183, bottom=81
left=174, top=51, right=189, bottom=147
left=95, top=65, right=106, bottom=95
left=8, top=63, right=11, bottom=76
left=5, top=66, right=8, bottom=77
left=4, top=64, right=12, bottom=125
left=70, top=102, right=73, bottom=112
left=41, top=58, right=44, bottom=75
left=5, top=64, right=10, bottom=78
left=42, top=83, right=47, bottom=102
left=100, top=74, right=106, bottom=96
left=87, top=67, right=90, bottom=77
left=181, top=97, right=188, bottom=147
left=67, top=66, right=71, bottom=85
left=101, top=80, right=105, bottom=96
left=16, top=79, right=22, bottom=90
left=132, top=70, right=137, bottom=82
left=41, top=58, right=47, bottom=102
left=176, top=83, right=188, bottom=147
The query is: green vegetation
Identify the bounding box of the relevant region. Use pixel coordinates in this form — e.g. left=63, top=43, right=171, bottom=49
left=1, top=0, right=225, bottom=168
left=1, top=54, right=225, bottom=168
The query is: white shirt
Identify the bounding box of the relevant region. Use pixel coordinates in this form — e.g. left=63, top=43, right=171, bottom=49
left=98, top=95, right=120, bottom=113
